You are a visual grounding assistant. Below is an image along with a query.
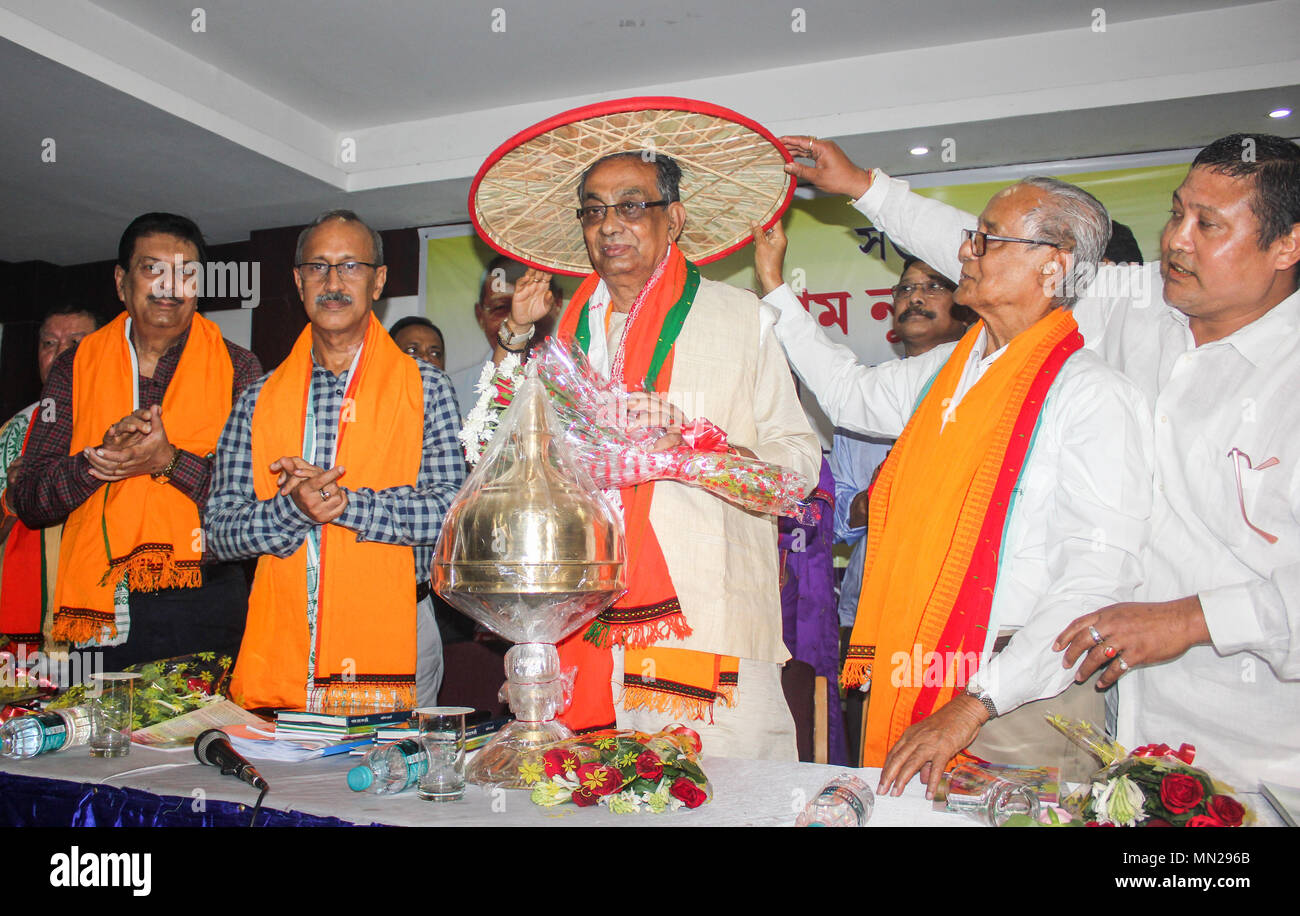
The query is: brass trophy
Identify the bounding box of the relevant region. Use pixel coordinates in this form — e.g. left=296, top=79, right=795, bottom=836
left=433, top=370, right=625, bottom=787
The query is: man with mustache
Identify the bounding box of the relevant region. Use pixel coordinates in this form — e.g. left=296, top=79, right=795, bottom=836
left=11, top=213, right=262, bottom=669
left=890, top=258, right=973, bottom=356
left=754, top=165, right=1153, bottom=796
left=790, top=132, right=1300, bottom=790
left=206, top=210, right=464, bottom=711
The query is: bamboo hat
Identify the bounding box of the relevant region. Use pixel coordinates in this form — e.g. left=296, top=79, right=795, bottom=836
left=468, top=96, right=795, bottom=276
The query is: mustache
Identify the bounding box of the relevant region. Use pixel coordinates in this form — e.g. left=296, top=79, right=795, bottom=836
left=897, top=305, right=936, bottom=322
left=315, top=291, right=353, bottom=306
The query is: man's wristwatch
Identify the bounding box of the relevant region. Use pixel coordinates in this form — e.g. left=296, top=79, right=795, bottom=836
left=497, top=319, right=535, bottom=353
left=151, top=446, right=182, bottom=485
left=965, top=684, right=998, bottom=721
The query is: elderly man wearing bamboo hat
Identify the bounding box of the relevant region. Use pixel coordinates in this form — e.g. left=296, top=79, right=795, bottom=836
left=470, top=99, right=821, bottom=759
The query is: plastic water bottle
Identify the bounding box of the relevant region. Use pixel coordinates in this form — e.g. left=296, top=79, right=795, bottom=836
left=0, top=707, right=94, bottom=759
left=796, top=774, right=876, bottom=827
left=347, top=739, right=427, bottom=795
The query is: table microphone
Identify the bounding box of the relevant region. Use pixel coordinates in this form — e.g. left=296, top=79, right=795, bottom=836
left=194, top=728, right=269, bottom=791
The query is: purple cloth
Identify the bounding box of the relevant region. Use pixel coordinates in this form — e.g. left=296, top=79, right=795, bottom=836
left=779, top=458, right=848, bottom=765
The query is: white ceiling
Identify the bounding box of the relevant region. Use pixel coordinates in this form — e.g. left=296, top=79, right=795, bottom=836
left=1, top=0, right=1297, bottom=264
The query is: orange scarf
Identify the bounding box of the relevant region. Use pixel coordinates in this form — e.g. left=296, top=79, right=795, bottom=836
left=554, top=244, right=737, bottom=730
left=844, top=309, right=1082, bottom=766
left=51, top=313, right=234, bottom=644
left=230, top=314, right=422, bottom=711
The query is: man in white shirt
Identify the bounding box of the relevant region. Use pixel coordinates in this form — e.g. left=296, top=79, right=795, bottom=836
left=754, top=170, right=1153, bottom=795
left=783, top=132, right=1300, bottom=789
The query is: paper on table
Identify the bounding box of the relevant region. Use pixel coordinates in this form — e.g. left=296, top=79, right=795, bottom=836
left=131, top=698, right=268, bottom=748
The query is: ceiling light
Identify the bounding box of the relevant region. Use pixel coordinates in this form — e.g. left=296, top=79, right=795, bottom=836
left=1267, top=107, right=1292, bottom=119
left=909, top=146, right=929, bottom=156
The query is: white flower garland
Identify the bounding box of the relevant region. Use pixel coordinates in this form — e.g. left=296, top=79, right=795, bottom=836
left=458, top=354, right=524, bottom=465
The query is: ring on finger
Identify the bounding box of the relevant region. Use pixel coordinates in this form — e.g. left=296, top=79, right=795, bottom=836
left=1117, top=657, right=1129, bottom=672
left=1103, top=645, right=1117, bottom=659
left=320, top=489, right=330, bottom=500
left=1088, top=625, right=1104, bottom=646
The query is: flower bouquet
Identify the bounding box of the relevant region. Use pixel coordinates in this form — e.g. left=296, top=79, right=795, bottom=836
left=522, top=726, right=712, bottom=814
left=1041, top=715, right=1250, bottom=827
left=460, top=340, right=816, bottom=522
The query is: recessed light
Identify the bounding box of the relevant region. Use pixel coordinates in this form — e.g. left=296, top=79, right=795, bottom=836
left=909, top=146, right=930, bottom=156
left=1268, top=107, right=1292, bottom=119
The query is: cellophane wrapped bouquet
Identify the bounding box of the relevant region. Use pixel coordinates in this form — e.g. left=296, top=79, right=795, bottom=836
left=460, top=340, right=815, bottom=522
left=1044, top=715, right=1250, bottom=827
left=523, top=726, right=711, bottom=814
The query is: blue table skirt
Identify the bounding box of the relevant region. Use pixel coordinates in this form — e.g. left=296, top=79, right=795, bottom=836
left=0, top=771, right=373, bottom=827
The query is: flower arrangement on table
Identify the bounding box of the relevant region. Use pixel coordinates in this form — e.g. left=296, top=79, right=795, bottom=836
left=459, top=340, right=817, bottom=522
left=1010, top=716, right=1251, bottom=827
left=46, top=651, right=233, bottom=731
left=522, top=726, right=712, bottom=814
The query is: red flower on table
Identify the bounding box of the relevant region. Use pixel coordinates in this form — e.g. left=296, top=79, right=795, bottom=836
left=1207, top=795, right=1245, bottom=827
left=571, top=786, right=600, bottom=807
left=577, top=762, right=622, bottom=796
left=1159, top=773, right=1204, bottom=814
left=634, top=750, right=663, bottom=780
left=542, top=748, right=579, bottom=779
left=669, top=776, right=707, bottom=809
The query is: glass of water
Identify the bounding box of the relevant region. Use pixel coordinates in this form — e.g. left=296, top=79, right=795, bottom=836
left=414, top=706, right=473, bottom=802
left=88, top=672, right=140, bottom=758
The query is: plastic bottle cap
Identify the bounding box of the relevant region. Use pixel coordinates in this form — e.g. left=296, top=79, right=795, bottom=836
left=347, top=765, right=374, bottom=791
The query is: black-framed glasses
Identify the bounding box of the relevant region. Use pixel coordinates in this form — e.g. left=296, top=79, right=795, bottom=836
left=575, top=200, right=670, bottom=226
left=891, top=280, right=953, bottom=300
left=961, top=228, right=1064, bottom=257
left=296, top=260, right=381, bottom=282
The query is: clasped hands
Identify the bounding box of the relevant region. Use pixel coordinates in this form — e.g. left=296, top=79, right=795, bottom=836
left=270, top=456, right=349, bottom=524
left=84, top=404, right=178, bottom=482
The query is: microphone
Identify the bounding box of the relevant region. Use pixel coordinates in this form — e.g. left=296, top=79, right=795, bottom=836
left=194, top=728, right=269, bottom=791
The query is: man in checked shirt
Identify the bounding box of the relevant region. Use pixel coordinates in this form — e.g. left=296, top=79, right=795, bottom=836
left=206, top=210, right=464, bottom=712
left=11, top=213, right=262, bottom=669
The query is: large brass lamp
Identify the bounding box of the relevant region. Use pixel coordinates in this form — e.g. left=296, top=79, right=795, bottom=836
left=433, top=371, right=624, bottom=787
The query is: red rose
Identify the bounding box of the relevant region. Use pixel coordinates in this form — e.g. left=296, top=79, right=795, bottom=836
left=1159, top=773, right=1204, bottom=814
left=571, top=786, right=599, bottom=807
left=1146, top=818, right=1173, bottom=827
left=1186, top=815, right=1224, bottom=827
left=1207, top=795, right=1245, bottom=827
left=186, top=677, right=211, bottom=695
left=634, top=750, right=664, bottom=780
left=542, top=748, right=575, bottom=779
left=669, top=776, right=708, bottom=809
left=577, top=763, right=622, bottom=797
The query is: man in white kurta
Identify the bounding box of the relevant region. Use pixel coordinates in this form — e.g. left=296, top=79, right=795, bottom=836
left=788, top=133, right=1300, bottom=788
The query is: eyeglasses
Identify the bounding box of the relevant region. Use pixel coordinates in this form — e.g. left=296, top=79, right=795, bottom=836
left=575, top=200, right=670, bottom=226
left=892, top=280, right=954, bottom=299
left=961, top=228, right=1064, bottom=257
left=296, top=260, right=380, bottom=282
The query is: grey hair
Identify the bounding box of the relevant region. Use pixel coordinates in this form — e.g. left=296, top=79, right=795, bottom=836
left=294, top=209, right=384, bottom=266
left=1013, top=176, right=1110, bottom=308
left=577, top=152, right=682, bottom=204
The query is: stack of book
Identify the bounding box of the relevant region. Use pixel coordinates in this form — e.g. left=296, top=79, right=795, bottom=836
left=274, top=708, right=414, bottom=740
